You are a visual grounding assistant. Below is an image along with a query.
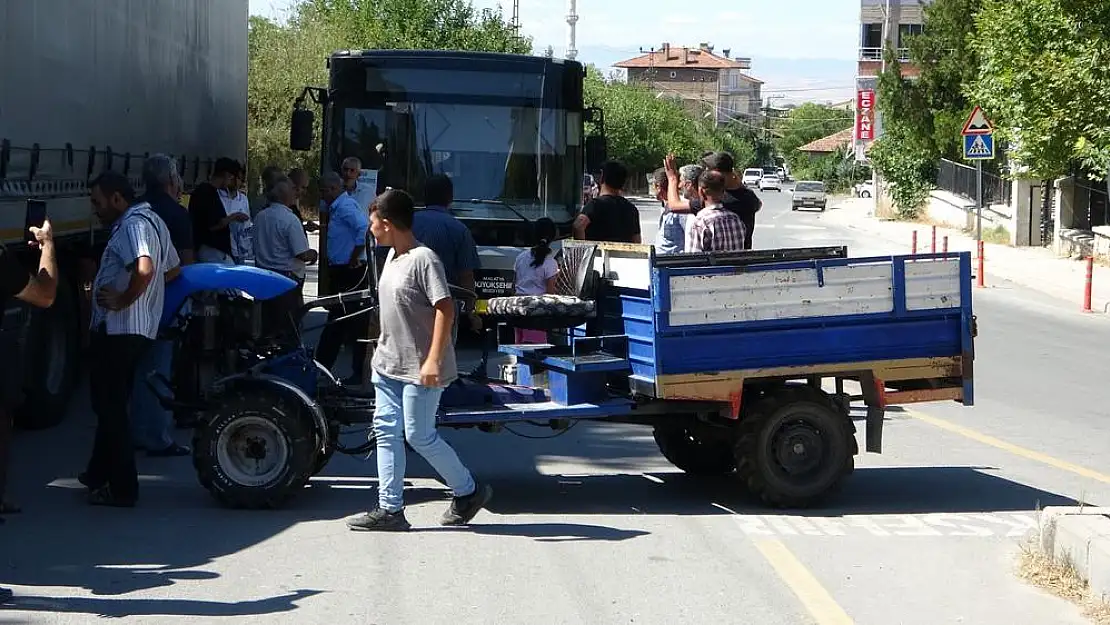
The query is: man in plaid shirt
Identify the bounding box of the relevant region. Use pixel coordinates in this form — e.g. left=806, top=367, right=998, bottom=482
left=686, top=171, right=747, bottom=252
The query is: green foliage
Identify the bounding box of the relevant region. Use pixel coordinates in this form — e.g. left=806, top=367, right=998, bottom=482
left=905, top=0, right=985, bottom=161
left=583, top=68, right=756, bottom=177
left=971, top=0, right=1110, bottom=177
left=247, top=0, right=528, bottom=187
left=791, top=153, right=870, bottom=194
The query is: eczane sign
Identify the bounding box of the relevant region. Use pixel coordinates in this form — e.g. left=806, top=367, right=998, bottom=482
left=856, top=89, right=875, bottom=141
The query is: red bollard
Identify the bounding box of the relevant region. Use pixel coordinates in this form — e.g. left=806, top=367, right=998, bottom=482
left=976, top=240, right=985, bottom=288
left=942, top=236, right=949, bottom=254
left=911, top=231, right=918, bottom=255
left=1083, top=256, right=1094, bottom=312
left=931, top=226, right=937, bottom=254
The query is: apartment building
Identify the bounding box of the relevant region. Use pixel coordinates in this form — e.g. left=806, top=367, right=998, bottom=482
left=615, top=43, right=763, bottom=127
left=858, top=0, right=930, bottom=78
left=855, top=0, right=932, bottom=156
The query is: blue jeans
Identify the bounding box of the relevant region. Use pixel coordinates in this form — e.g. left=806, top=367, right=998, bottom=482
left=372, top=370, right=475, bottom=512
left=130, top=339, right=175, bottom=450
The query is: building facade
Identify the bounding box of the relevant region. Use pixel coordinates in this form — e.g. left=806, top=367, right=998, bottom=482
left=855, top=0, right=932, bottom=158
left=615, top=43, right=763, bottom=127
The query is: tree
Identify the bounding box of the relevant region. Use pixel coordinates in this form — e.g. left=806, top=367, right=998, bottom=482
left=904, top=0, right=985, bottom=162
left=583, top=68, right=755, bottom=177
left=869, top=51, right=938, bottom=218
left=247, top=0, right=527, bottom=186
left=970, top=0, right=1110, bottom=177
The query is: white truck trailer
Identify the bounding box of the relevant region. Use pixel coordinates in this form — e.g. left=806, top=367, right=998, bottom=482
left=0, top=0, right=249, bottom=428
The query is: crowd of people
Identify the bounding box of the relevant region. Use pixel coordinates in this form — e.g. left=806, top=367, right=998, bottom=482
left=0, top=147, right=762, bottom=600
left=573, top=151, right=762, bottom=254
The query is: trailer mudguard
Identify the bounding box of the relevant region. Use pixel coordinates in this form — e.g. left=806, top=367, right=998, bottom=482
left=162, top=263, right=297, bottom=327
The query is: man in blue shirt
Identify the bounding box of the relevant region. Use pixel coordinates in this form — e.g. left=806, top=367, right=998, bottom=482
left=315, top=172, right=372, bottom=384
left=413, top=175, right=481, bottom=293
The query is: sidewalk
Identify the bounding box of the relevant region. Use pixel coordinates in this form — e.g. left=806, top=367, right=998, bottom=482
left=822, top=198, right=1110, bottom=313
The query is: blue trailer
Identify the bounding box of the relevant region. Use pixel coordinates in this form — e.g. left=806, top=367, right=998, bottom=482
left=163, top=242, right=975, bottom=509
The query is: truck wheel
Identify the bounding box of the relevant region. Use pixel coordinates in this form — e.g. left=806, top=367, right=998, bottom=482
left=735, top=385, right=854, bottom=508
left=653, top=423, right=736, bottom=476
left=193, top=390, right=316, bottom=509
left=14, top=280, right=80, bottom=430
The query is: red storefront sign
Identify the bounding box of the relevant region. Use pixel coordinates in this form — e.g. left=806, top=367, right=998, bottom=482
left=856, top=89, right=875, bottom=141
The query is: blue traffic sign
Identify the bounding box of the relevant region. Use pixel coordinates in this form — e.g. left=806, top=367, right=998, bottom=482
left=963, top=133, right=995, bottom=160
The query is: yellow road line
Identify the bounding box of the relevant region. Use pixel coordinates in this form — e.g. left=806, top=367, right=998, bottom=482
left=907, top=409, right=1110, bottom=485
left=754, top=538, right=854, bottom=625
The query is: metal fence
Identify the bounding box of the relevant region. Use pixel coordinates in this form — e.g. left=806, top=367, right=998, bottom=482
left=1075, top=180, right=1110, bottom=229
left=936, top=159, right=1011, bottom=207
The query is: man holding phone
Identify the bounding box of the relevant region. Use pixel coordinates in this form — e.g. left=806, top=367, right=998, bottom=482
left=0, top=212, right=57, bottom=604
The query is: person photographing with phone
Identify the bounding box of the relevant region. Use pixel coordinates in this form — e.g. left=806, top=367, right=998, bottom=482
left=0, top=209, right=57, bottom=604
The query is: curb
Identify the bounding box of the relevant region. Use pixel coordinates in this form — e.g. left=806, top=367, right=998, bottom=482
left=1038, top=506, right=1110, bottom=600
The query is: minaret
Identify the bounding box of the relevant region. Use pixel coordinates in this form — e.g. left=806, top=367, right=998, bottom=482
left=566, top=0, right=578, bottom=60
left=511, top=0, right=520, bottom=37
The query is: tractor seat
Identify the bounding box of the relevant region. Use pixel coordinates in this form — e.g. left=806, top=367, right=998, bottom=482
left=484, top=242, right=598, bottom=331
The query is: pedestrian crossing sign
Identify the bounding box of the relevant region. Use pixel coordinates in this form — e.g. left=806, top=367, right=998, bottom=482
left=963, top=133, right=995, bottom=160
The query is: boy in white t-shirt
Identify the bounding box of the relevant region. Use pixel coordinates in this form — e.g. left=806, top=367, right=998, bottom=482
left=512, top=218, right=559, bottom=343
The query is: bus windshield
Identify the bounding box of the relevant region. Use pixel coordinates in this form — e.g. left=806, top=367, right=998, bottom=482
left=334, top=99, right=581, bottom=223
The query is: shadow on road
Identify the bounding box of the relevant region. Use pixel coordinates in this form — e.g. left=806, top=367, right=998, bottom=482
left=3, top=590, right=321, bottom=619
left=3, top=391, right=1079, bottom=616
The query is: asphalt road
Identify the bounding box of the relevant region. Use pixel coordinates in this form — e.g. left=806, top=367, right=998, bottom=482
left=4, top=187, right=1109, bottom=624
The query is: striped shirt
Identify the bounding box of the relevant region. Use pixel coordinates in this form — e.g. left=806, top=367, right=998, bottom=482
left=91, top=203, right=180, bottom=339
left=686, top=204, right=747, bottom=253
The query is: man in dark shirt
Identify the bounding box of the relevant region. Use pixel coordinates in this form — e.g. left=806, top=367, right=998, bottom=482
left=130, top=155, right=192, bottom=458
left=140, top=155, right=194, bottom=265
left=0, top=219, right=57, bottom=604
left=190, top=157, right=247, bottom=263
left=702, top=151, right=761, bottom=249
left=573, top=160, right=641, bottom=244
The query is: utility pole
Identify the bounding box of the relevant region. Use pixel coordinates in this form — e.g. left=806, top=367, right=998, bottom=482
left=871, top=0, right=894, bottom=215
left=511, top=0, right=520, bottom=36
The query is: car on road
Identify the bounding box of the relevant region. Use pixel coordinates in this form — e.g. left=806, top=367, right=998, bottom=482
left=742, top=168, right=763, bottom=187
left=758, top=175, right=782, bottom=192
left=854, top=180, right=875, bottom=198
left=791, top=180, right=828, bottom=211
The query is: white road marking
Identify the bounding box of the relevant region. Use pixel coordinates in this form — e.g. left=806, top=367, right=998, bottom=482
left=730, top=512, right=1038, bottom=538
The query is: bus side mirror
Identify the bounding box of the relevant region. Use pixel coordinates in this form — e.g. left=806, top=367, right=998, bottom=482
left=290, top=106, right=314, bottom=152
left=585, top=135, right=607, bottom=174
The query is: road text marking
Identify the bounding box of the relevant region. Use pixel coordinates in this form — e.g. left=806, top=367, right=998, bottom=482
left=733, top=512, right=1037, bottom=539
left=755, top=539, right=855, bottom=625
left=908, top=410, right=1110, bottom=485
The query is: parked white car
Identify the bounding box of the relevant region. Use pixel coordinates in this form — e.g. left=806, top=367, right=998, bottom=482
left=791, top=180, right=828, bottom=211
left=741, top=168, right=763, bottom=187
left=758, top=175, right=782, bottom=192
left=854, top=180, right=875, bottom=198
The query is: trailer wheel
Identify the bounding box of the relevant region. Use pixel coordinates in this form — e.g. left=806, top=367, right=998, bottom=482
left=735, top=386, right=854, bottom=508
left=14, top=279, right=80, bottom=430
left=653, top=423, right=736, bottom=476
left=193, top=390, right=316, bottom=509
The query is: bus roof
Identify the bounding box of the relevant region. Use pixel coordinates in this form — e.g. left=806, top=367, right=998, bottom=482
left=330, top=49, right=580, bottom=69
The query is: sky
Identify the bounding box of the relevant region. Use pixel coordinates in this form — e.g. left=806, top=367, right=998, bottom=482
left=248, top=0, right=861, bottom=104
